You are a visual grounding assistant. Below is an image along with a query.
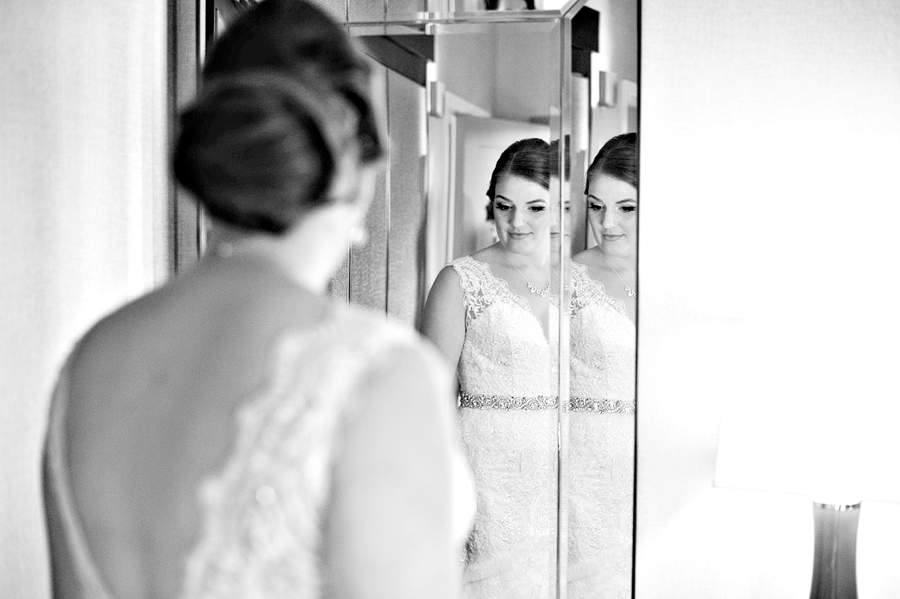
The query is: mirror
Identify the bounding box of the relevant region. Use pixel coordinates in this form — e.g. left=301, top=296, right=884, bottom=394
left=195, top=2, right=637, bottom=597
left=348, top=17, right=564, bottom=596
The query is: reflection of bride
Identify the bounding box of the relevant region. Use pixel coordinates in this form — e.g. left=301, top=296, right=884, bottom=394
left=568, top=133, right=637, bottom=599
left=421, top=138, right=559, bottom=598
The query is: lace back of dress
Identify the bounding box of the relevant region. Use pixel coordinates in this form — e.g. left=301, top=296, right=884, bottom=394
left=180, top=310, right=411, bottom=599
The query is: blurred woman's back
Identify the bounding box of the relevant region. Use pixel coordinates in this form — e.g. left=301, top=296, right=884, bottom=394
left=43, top=2, right=472, bottom=598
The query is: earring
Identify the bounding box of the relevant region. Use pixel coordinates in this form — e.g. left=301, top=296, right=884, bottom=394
left=349, top=225, right=367, bottom=247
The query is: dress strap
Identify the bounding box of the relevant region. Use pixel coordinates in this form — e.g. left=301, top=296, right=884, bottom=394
left=450, top=256, right=529, bottom=324
left=570, top=262, right=627, bottom=316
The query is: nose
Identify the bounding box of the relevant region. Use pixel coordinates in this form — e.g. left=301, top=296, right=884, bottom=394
left=601, top=209, right=617, bottom=230
left=511, top=208, right=526, bottom=227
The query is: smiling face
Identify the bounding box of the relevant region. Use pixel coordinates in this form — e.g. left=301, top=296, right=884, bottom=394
left=586, top=174, right=638, bottom=259
left=492, top=175, right=551, bottom=256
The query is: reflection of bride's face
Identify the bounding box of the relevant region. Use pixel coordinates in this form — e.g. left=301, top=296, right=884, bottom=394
left=492, top=175, right=551, bottom=255
left=587, top=174, right=638, bottom=258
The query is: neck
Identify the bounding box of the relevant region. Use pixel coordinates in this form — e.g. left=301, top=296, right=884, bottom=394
left=502, top=246, right=551, bottom=270
left=599, top=249, right=635, bottom=273
left=211, top=204, right=359, bottom=293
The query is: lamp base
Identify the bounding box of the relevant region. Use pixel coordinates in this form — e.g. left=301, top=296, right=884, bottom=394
left=809, top=502, right=860, bottom=599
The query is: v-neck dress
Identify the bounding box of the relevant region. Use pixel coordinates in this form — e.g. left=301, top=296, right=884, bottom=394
left=450, top=256, right=559, bottom=599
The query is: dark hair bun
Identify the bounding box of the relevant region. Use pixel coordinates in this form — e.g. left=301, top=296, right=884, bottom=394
left=174, top=71, right=357, bottom=233
left=172, top=0, right=384, bottom=234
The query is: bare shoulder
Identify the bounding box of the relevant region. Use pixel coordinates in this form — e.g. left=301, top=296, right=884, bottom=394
left=572, top=246, right=602, bottom=268
left=420, top=264, right=467, bottom=366
left=470, top=243, right=502, bottom=266
left=426, top=264, right=463, bottom=303
left=66, top=287, right=172, bottom=392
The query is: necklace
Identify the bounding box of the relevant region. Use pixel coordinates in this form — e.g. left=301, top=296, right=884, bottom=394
left=503, top=253, right=552, bottom=297
left=599, top=252, right=637, bottom=298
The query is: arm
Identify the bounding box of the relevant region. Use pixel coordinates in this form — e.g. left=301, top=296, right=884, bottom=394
left=321, top=344, right=462, bottom=599
left=419, top=265, right=466, bottom=372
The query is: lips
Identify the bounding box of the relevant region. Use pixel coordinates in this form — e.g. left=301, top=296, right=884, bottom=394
left=603, top=233, right=624, bottom=242
left=508, top=232, right=531, bottom=239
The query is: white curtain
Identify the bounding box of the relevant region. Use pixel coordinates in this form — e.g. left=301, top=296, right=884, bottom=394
left=0, top=1, right=168, bottom=596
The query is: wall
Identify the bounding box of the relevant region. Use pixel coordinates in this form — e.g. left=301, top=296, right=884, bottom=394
left=0, top=1, right=167, bottom=595
left=587, top=0, right=637, bottom=82
left=637, top=0, right=900, bottom=597
left=329, top=64, right=429, bottom=327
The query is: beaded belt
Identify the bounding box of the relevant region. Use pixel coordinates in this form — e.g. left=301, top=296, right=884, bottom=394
left=568, top=397, right=635, bottom=414
left=460, top=393, right=635, bottom=414
left=459, top=393, right=558, bottom=410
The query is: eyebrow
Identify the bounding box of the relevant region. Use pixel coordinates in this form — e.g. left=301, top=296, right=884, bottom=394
left=587, top=194, right=636, bottom=204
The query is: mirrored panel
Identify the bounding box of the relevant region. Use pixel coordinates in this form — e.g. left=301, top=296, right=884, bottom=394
left=566, top=129, right=637, bottom=598
left=347, top=17, right=565, bottom=596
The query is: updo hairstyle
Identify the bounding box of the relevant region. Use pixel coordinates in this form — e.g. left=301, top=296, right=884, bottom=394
left=584, top=132, right=637, bottom=194
left=485, top=138, right=550, bottom=221
left=173, top=0, right=385, bottom=234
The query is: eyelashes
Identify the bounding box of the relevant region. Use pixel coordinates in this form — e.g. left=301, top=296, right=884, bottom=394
left=494, top=204, right=547, bottom=213
left=588, top=204, right=637, bottom=214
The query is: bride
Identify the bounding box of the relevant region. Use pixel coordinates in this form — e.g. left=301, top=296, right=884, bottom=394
left=568, top=132, right=637, bottom=599
left=42, top=2, right=472, bottom=598
left=421, top=138, right=560, bottom=599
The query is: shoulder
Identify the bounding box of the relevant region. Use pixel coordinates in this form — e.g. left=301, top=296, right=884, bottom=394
left=360, top=332, right=452, bottom=396
left=446, top=249, right=497, bottom=283
left=572, top=246, right=601, bottom=267
left=469, top=244, right=502, bottom=265
left=65, top=288, right=169, bottom=387
left=339, top=308, right=455, bottom=413
left=430, top=263, right=463, bottom=295
left=337, top=304, right=442, bottom=363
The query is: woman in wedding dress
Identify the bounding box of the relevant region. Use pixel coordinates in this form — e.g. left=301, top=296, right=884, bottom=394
left=568, top=132, right=637, bottom=599
left=422, top=138, right=560, bottom=599
left=41, top=2, right=473, bottom=598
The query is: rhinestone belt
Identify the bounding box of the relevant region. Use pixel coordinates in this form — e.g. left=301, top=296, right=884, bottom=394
left=459, top=393, right=558, bottom=410
left=460, top=393, right=635, bottom=414
left=568, top=397, right=635, bottom=414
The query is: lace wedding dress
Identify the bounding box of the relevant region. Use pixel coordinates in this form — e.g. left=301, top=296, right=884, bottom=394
left=567, top=262, right=636, bottom=599
left=43, top=307, right=473, bottom=599
left=451, top=256, right=560, bottom=599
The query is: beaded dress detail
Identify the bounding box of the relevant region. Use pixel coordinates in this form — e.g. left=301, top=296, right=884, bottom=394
left=43, top=308, right=473, bottom=599
left=451, top=256, right=559, bottom=599
left=567, top=262, right=636, bottom=599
